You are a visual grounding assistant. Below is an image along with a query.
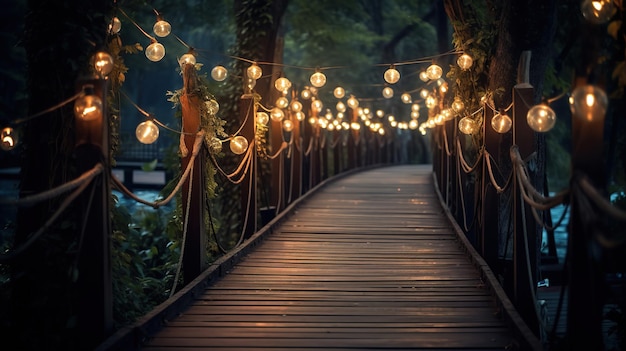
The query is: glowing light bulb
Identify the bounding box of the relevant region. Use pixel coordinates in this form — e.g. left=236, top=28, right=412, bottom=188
left=382, top=87, right=394, bottom=99
left=153, top=20, right=171, bottom=37
left=452, top=98, right=465, bottom=113
left=310, top=71, right=326, bottom=88
left=384, top=66, right=400, bottom=84
left=246, top=77, right=256, bottom=91
left=312, top=99, right=323, bottom=112
left=179, top=53, right=196, bottom=67
left=74, top=92, right=103, bottom=121
left=491, top=112, right=512, bottom=133
left=425, top=95, right=437, bottom=109
left=145, top=42, right=165, bottom=62
left=409, top=120, right=418, bottom=130
left=426, top=64, right=443, bottom=80
left=570, top=85, right=608, bottom=122
left=1, top=127, right=18, bottom=151
left=581, top=0, right=615, bottom=24
left=457, top=54, right=473, bottom=70
left=376, top=109, right=385, bottom=118
left=295, top=111, right=305, bottom=121
left=291, top=100, right=303, bottom=112
left=283, top=119, right=294, bottom=132
left=276, top=96, right=289, bottom=109
left=411, top=111, right=419, bottom=119
left=230, top=136, right=248, bottom=155
left=458, top=117, right=478, bottom=135
left=347, top=96, right=359, bottom=109
left=211, top=65, right=228, bottom=81
left=136, top=120, right=159, bottom=144
left=420, top=89, right=430, bottom=99
left=93, top=51, right=114, bottom=76
left=309, top=117, right=317, bottom=125
left=270, top=107, right=284, bottom=121
left=256, top=111, right=269, bottom=125
left=351, top=122, right=361, bottom=130
left=334, top=87, right=345, bottom=99
left=411, top=103, right=420, bottom=113
left=108, top=17, right=121, bottom=34
left=401, top=93, right=412, bottom=104
left=274, top=77, right=292, bottom=92
left=527, top=103, right=556, bottom=132
left=378, top=128, right=385, bottom=136
left=419, top=71, right=429, bottom=82
left=301, top=89, right=312, bottom=100
left=336, top=101, right=346, bottom=113
left=247, top=63, right=262, bottom=80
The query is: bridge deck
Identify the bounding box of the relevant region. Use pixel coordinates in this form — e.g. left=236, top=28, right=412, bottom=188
left=142, top=165, right=517, bottom=350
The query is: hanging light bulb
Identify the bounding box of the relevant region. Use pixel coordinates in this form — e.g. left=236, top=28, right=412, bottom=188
left=310, top=71, right=326, bottom=88
left=409, top=119, right=419, bottom=130
left=230, top=136, right=248, bottom=155
left=136, top=120, right=159, bottom=144
left=347, top=96, right=359, bottom=109
left=419, top=71, right=429, bottom=82
left=527, top=103, right=557, bottom=132
left=376, top=109, right=385, bottom=118
left=411, top=111, right=420, bottom=119
left=93, top=51, right=114, bottom=77
left=401, top=93, right=412, bottom=104
left=276, top=96, right=289, bottom=109
left=425, top=95, right=437, bottom=109
left=570, top=84, right=608, bottom=122
left=145, top=41, right=165, bottom=62
left=295, top=111, right=305, bottom=121
left=301, top=89, right=312, bottom=100
left=491, top=112, right=512, bottom=133
left=247, top=63, right=262, bottom=80
left=1, top=127, right=18, bottom=151
left=411, top=103, right=420, bottom=112
left=179, top=53, right=196, bottom=67
left=335, top=101, right=346, bottom=113
left=209, top=137, right=222, bottom=153
left=291, top=100, right=303, bottom=113
left=458, top=117, right=478, bottom=135
left=457, top=54, right=473, bottom=70
left=74, top=87, right=103, bottom=121
left=108, top=17, right=121, bottom=34
left=274, top=77, right=292, bottom=92
left=270, top=107, right=284, bottom=121
left=420, top=89, right=430, bottom=99
left=309, top=117, right=318, bottom=125
left=211, top=65, right=228, bottom=81
left=384, top=65, right=400, bottom=84
left=311, top=99, right=323, bottom=112
left=452, top=97, right=465, bottom=113
left=153, top=18, right=171, bottom=37
left=581, top=0, right=616, bottom=24
left=382, top=87, right=394, bottom=99
left=256, top=111, right=269, bottom=125
left=334, top=86, right=345, bottom=99
left=426, top=64, right=443, bottom=80
left=283, top=119, right=294, bottom=132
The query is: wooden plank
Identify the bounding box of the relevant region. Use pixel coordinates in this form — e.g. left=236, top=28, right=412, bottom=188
left=141, top=165, right=520, bottom=350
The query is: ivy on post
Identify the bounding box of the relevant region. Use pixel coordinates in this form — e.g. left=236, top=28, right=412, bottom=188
left=73, top=77, right=113, bottom=349
left=180, top=64, right=207, bottom=284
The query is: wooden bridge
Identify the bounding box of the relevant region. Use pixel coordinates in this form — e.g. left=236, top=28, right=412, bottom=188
left=100, top=165, right=538, bottom=350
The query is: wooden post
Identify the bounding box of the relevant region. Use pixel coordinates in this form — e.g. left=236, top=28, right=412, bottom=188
left=240, top=94, right=257, bottom=239
left=289, top=112, right=302, bottom=202
left=481, top=106, right=499, bottom=266
left=74, top=78, right=113, bottom=349
left=180, top=64, right=208, bottom=284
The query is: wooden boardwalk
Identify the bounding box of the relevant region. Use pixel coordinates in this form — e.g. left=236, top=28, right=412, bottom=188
left=141, top=165, right=524, bottom=350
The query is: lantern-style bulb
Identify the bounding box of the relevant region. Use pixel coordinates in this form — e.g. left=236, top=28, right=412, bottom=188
left=457, top=54, right=473, bottom=70
left=581, top=0, right=616, bottom=24
left=384, top=66, right=400, bottom=84
left=179, top=53, right=196, bottom=67
left=347, top=96, right=359, bottom=109
left=230, top=136, right=248, bottom=155
left=570, top=85, right=608, bottom=122
left=256, top=111, right=269, bottom=125
left=452, top=97, right=465, bottom=113
left=401, top=93, right=412, bottom=104
left=312, top=99, right=323, bottom=112
left=283, top=119, right=294, bottom=132
left=425, top=95, right=437, bottom=109
left=1, top=127, right=18, bottom=151
left=310, top=71, right=326, bottom=88
left=74, top=91, right=103, bottom=121
left=276, top=96, right=289, bottom=109
left=527, top=103, right=556, bottom=132
left=291, top=100, right=303, bottom=112
left=93, top=51, right=114, bottom=76
left=210, top=65, right=227, bottom=81
left=491, top=112, right=512, bottom=133
left=145, top=42, right=165, bottom=62
left=336, top=101, right=346, bottom=113
left=411, top=111, right=420, bottom=119
left=376, top=109, right=385, bottom=118
left=247, top=63, right=262, bottom=80
left=136, top=120, right=159, bottom=144
left=458, top=117, right=478, bottom=135
left=301, top=89, right=312, bottom=100
left=426, top=64, right=443, bottom=80
left=333, top=87, right=345, bottom=99
left=295, top=111, right=305, bottom=121
left=382, top=87, right=394, bottom=99
left=270, top=107, right=284, bottom=121
left=420, top=89, right=430, bottom=99
left=419, top=71, right=429, bottom=82
left=409, top=120, right=418, bottom=130
left=153, top=20, right=171, bottom=37
left=274, top=77, right=292, bottom=92
left=108, top=17, right=121, bottom=34
left=411, top=103, right=420, bottom=113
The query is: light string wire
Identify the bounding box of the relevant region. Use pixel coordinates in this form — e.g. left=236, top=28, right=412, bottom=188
left=11, top=91, right=83, bottom=126
left=0, top=163, right=103, bottom=263
left=119, top=90, right=196, bottom=136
